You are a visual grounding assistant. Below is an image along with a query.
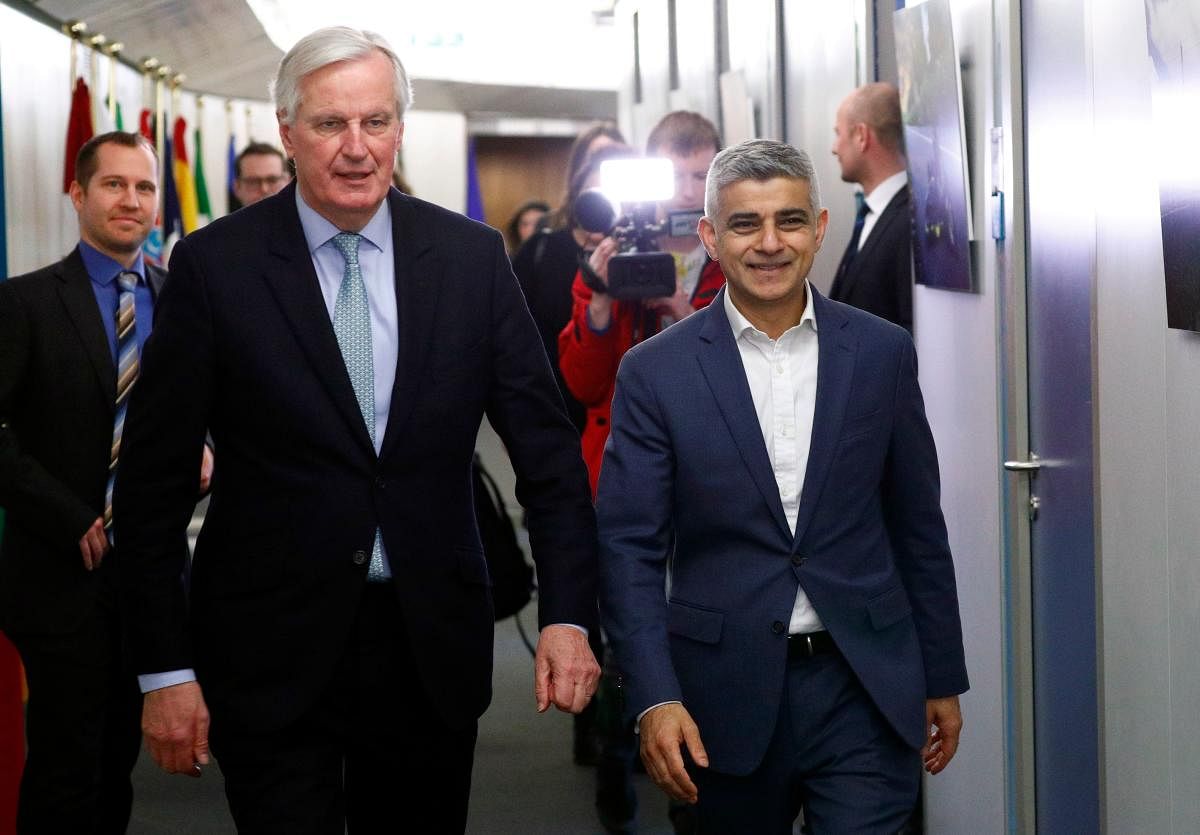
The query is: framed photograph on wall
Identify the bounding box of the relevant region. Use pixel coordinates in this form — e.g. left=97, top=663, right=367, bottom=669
left=894, top=0, right=974, bottom=292
left=1144, top=0, right=1200, bottom=331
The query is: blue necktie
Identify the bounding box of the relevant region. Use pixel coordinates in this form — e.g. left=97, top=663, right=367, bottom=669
left=105, top=271, right=139, bottom=537
left=331, top=232, right=389, bottom=581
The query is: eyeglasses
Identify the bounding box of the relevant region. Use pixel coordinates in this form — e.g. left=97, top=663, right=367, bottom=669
left=237, top=175, right=286, bottom=190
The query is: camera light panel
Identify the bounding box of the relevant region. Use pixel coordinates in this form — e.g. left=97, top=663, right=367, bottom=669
left=599, top=157, right=675, bottom=204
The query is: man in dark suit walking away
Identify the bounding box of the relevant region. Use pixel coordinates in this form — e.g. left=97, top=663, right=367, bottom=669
left=598, top=139, right=967, bottom=833
left=114, top=26, right=600, bottom=834
left=829, top=82, right=914, bottom=333
left=0, top=131, right=209, bottom=833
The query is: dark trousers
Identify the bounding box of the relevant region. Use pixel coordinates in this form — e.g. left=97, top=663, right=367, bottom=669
left=692, top=649, right=919, bottom=834
left=210, top=585, right=478, bottom=834
left=6, top=594, right=143, bottom=835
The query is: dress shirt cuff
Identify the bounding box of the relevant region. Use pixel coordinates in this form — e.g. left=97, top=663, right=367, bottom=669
left=636, top=700, right=683, bottom=729
left=543, top=622, right=589, bottom=638
left=585, top=306, right=613, bottom=336
left=138, top=669, right=197, bottom=693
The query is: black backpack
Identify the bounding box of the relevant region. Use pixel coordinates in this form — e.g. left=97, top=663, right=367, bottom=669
left=471, top=453, right=535, bottom=620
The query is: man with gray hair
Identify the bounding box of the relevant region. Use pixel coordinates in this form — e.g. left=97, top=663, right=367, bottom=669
left=114, top=26, right=600, bottom=832
left=597, top=138, right=967, bottom=832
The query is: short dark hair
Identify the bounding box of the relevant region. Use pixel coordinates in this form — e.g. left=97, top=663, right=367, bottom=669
left=235, top=142, right=286, bottom=178
left=646, top=111, right=721, bottom=158
left=75, top=131, right=157, bottom=189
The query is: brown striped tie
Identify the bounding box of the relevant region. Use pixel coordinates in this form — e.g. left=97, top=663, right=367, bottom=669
left=104, top=271, right=140, bottom=535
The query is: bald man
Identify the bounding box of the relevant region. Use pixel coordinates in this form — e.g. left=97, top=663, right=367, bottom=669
left=829, top=82, right=913, bottom=333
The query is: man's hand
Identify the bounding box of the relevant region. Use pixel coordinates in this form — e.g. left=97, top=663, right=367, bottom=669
left=199, top=445, right=214, bottom=494
left=78, top=517, right=109, bottom=570
left=922, top=695, right=963, bottom=774
left=639, top=703, right=708, bottom=804
left=533, top=624, right=600, bottom=714
left=142, top=681, right=211, bottom=777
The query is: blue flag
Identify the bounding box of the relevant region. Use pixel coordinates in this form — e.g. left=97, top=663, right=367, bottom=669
left=162, top=129, right=185, bottom=254
left=465, top=138, right=485, bottom=222
left=227, top=133, right=237, bottom=212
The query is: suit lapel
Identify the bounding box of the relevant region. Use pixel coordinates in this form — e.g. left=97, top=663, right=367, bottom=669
left=378, top=191, right=441, bottom=461
left=146, top=263, right=168, bottom=298
left=55, top=249, right=116, bottom=410
left=792, top=289, right=856, bottom=546
left=695, top=292, right=792, bottom=542
left=260, top=187, right=376, bottom=457
left=853, top=185, right=908, bottom=269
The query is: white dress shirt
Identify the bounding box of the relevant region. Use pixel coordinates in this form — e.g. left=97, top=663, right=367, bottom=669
left=856, top=169, right=909, bottom=253
left=723, top=286, right=825, bottom=635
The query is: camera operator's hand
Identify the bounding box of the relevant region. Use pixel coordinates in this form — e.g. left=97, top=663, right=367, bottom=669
left=586, top=237, right=619, bottom=331
left=647, top=286, right=693, bottom=323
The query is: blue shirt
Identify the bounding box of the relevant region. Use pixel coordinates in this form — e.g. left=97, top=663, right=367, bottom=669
left=78, top=241, right=153, bottom=365
left=294, top=192, right=399, bottom=452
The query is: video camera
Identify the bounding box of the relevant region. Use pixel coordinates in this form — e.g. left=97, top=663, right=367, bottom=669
left=573, top=158, right=704, bottom=300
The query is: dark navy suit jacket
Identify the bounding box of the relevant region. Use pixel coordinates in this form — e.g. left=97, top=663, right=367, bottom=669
left=0, top=250, right=166, bottom=634
left=114, top=184, right=597, bottom=734
left=598, top=286, right=967, bottom=776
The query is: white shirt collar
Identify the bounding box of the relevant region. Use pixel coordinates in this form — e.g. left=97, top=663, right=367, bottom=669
left=864, top=169, right=908, bottom=216
left=295, top=189, right=391, bottom=256
left=723, top=282, right=818, bottom=342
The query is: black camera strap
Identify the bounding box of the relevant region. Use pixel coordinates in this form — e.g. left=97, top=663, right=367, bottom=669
left=576, top=251, right=609, bottom=295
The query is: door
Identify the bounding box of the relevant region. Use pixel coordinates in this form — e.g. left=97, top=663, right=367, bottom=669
left=1013, top=0, right=1102, bottom=829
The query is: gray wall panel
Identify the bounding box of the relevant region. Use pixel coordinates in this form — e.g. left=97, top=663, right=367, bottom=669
left=913, top=0, right=1008, bottom=827
left=725, top=0, right=783, bottom=138
left=1166, top=332, right=1200, bottom=832
left=673, top=0, right=720, bottom=122
left=781, top=0, right=862, bottom=295
left=1093, top=1, right=1173, bottom=828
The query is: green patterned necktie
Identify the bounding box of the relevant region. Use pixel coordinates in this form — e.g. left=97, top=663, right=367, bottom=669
left=331, top=232, right=388, bottom=581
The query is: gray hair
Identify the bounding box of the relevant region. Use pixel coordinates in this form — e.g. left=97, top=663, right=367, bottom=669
left=704, top=139, right=822, bottom=220
left=271, top=26, right=413, bottom=125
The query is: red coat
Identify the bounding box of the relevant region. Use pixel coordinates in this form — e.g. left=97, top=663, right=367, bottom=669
left=558, top=258, right=725, bottom=496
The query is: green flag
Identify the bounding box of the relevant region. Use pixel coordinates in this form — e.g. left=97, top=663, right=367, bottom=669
left=194, top=127, right=212, bottom=221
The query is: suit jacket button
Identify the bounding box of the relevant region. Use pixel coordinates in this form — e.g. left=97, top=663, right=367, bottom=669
left=352, top=550, right=368, bottom=566
left=771, top=620, right=785, bottom=635
left=791, top=555, right=806, bottom=567
left=375, top=476, right=386, bottom=489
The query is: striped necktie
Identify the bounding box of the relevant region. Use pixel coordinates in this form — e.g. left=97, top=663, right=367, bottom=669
left=104, top=270, right=140, bottom=535
left=331, top=232, right=389, bottom=581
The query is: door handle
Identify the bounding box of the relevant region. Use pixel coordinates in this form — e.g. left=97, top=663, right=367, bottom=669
left=1003, top=453, right=1041, bottom=473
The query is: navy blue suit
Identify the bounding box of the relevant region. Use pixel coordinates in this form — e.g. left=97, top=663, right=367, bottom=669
left=598, top=287, right=967, bottom=823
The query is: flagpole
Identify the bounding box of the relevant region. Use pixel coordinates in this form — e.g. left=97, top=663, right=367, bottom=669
left=63, top=20, right=86, bottom=89
left=140, top=57, right=159, bottom=139
left=155, top=65, right=169, bottom=158
left=87, top=35, right=105, bottom=131
left=107, top=42, right=124, bottom=124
